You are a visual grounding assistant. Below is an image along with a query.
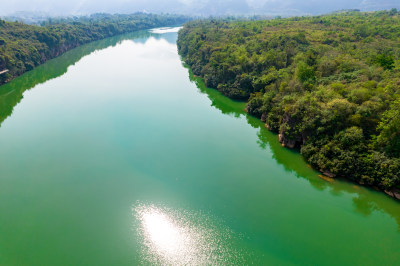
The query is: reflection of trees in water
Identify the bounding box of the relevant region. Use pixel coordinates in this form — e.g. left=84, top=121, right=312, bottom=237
left=187, top=67, right=400, bottom=230
left=0, top=29, right=175, bottom=128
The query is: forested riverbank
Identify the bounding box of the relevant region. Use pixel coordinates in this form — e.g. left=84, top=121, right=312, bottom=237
left=0, top=13, right=190, bottom=85
left=178, top=10, right=400, bottom=199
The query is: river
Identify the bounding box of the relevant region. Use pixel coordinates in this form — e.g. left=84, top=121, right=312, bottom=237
left=0, top=27, right=399, bottom=265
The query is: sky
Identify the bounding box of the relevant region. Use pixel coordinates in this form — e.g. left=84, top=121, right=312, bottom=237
left=1, top=0, right=399, bottom=17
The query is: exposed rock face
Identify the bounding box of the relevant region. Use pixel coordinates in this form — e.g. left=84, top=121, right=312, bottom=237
left=49, top=42, right=80, bottom=59
left=278, top=133, right=297, bottom=148
left=385, top=190, right=400, bottom=200
left=277, top=113, right=304, bottom=149
left=260, top=112, right=267, bottom=122
left=321, top=170, right=336, bottom=178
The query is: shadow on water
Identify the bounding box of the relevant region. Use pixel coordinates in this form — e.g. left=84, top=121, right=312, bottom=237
left=185, top=66, right=400, bottom=230
left=0, top=29, right=175, bottom=127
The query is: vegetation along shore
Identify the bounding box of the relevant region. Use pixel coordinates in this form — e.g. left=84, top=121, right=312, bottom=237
left=0, top=13, right=190, bottom=85
left=177, top=10, right=400, bottom=199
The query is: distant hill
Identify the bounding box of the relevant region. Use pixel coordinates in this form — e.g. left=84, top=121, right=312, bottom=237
left=1, top=0, right=400, bottom=17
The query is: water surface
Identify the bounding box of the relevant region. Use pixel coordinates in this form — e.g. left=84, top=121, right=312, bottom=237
left=0, top=27, right=399, bottom=265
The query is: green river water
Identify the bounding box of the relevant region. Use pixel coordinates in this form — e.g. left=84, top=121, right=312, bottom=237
left=0, top=28, right=399, bottom=265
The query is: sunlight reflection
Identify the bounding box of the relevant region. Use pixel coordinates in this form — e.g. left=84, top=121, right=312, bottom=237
left=141, top=207, right=189, bottom=257
left=150, top=27, right=182, bottom=34
left=133, top=204, right=244, bottom=265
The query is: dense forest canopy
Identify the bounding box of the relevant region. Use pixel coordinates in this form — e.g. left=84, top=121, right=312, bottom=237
left=178, top=10, right=400, bottom=196
left=0, top=13, right=190, bottom=85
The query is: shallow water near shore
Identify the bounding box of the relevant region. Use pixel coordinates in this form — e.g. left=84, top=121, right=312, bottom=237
left=0, top=27, right=399, bottom=265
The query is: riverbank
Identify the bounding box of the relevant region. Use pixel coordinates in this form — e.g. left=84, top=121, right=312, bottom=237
left=177, top=11, right=400, bottom=199
left=193, top=66, right=400, bottom=201
left=0, top=13, right=190, bottom=86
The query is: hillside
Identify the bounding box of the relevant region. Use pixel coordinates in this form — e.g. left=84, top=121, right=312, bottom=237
left=2, top=0, right=400, bottom=17
left=0, top=13, right=189, bottom=85
left=178, top=10, right=400, bottom=198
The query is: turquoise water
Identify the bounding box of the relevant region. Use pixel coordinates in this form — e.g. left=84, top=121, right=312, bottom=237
left=0, top=27, right=399, bottom=265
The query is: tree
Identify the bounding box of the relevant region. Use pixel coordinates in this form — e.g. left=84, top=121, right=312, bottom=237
left=374, top=54, right=395, bottom=70
left=375, top=98, right=400, bottom=157
left=296, top=61, right=315, bottom=83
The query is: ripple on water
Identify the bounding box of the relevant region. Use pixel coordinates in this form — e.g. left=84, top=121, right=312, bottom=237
left=133, top=203, right=246, bottom=265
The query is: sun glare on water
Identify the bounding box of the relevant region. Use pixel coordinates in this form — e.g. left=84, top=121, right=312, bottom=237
left=133, top=204, right=244, bottom=265
left=141, top=207, right=191, bottom=258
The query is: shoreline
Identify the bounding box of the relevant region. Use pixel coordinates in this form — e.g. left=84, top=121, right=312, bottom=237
left=259, top=109, right=400, bottom=201
left=193, top=69, right=400, bottom=201
left=177, top=14, right=400, bottom=203
left=0, top=26, right=172, bottom=86
left=0, top=14, right=190, bottom=87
